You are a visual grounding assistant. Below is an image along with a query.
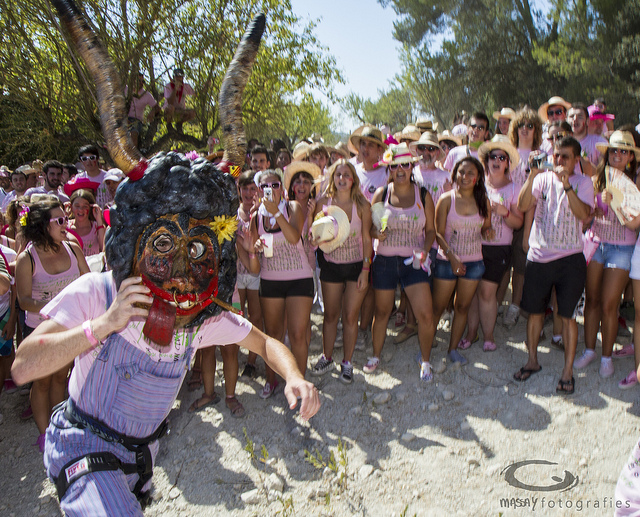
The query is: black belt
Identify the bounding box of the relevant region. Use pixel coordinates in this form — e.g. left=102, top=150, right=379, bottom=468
left=54, top=399, right=169, bottom=504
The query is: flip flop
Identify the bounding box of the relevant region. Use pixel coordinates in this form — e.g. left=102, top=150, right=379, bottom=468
left=188, top=393, right=221, bottom=413
left=225, top=396, right=246, bottom=418
left=187, top=368, right=203, bottom=392
left=513, top=366, right=542, bottom=382
left=556, top=376, right=575, bottom=395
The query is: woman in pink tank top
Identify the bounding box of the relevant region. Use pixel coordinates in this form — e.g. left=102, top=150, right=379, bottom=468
left=433, top=157, right=493, bottom=365
left=243, top=169, right=314, bottom=399
left=15, top=199, right=89, bottom=450
left=67, top=189, right=105, bottom=257
left=309, top=160, right=372, bottom=384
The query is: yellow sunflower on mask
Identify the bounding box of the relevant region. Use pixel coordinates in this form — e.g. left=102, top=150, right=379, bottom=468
left=209, top=215, right=239, bottom=244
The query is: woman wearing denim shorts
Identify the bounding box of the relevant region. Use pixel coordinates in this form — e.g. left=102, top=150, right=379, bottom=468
left=367, top=143, right=438, bottom=382
left=576, top=131, right=640, bottom=382
left=432, top=157, right=493, bottom=365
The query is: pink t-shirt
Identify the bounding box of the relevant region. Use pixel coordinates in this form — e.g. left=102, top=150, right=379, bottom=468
left=41, top=272, right=252, bottom=401
left=484, top=182, right=519, bottom=246
left=124, top=87, right=158, bottom=120
left=163, top=82, right=194, bottom=109
left=377, top=183, right=426, bottom=258
left=437, top=192, right=484, bottom=262
left=356, top=164, right=388, bottom=203
left=70, top=221, right=102, bottom=257
left=579, top=134, right=607, bottom=166
left=443, top=145, right=479, bottom=172
left=527, top=171, right=595, bottom=263
left=511, top=149, right=532, bottom=190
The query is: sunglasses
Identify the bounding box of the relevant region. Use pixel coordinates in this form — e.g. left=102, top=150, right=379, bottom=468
left=389, top=162, right=413, bottom=171
left=610, top=148, right=630, bottom=155
left=549, top=131, right=569, bottom=141
left=417, top=145, right=440, bottom=152
left=50, top=216, right=69, bottom=226
left=488, top=153, right=508, bottom=162
left=259, top=181, right=281, bottom=189
left=518, top=122, right=535, bottom=130
left=470, top=124, right=487, bottom=131
left=440, top=142, right=455, bottom=151
left=80, top=155, right=97, bottom=162
left=547, top=108, right=565, bottom=117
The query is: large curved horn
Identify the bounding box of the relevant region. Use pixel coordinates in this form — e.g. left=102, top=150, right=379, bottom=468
left=218, top=13, right=266, bottom=170
left=50, top=0, right=147, bottom=180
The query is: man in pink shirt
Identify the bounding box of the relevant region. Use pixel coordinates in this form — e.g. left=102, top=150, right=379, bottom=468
left=514, top=136, right=594, bottom=394
left=443, top=112, right=490, bottom=171
left=124, top=73, right=159, bottom=148
left=567, top=102, right=607, bottom=167
left=163, top=68, right=196, bottom=132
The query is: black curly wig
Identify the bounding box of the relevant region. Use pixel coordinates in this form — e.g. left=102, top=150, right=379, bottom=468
left=105, top=151, right=239, bottom=327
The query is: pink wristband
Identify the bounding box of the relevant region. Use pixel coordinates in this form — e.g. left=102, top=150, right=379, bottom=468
left=82, top=320, right=99, bottom=346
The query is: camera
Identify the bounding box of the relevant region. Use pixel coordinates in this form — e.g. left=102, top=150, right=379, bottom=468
left=263, top=187, right=273, bottom=201
left=530, top=153, right=553, bottom=171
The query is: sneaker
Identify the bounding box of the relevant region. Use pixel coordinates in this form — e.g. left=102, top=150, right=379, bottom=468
left=503, top=304, right=520, bottom=328
left=339, top=361, right=353, bottom=384
left=574, top=349, right=597, bottom=369
left=599, top=358, right=614, bottom=378
left=613, top=344, right=635, bottom=358
left=3, top=379, right=17, bottom=394
left=310, top=355, right=335, bottom=377
left=241, top=363, right=256, bottom=378
left=20, top=405, right=33, bottom=420
left=418, top=359, right=433, bottom=382
left=259, top=381, right=278, bottom=399
left=355, top=329, right=369, bottom=351
left=447, top=349, right=468, bottom=365
left=619, top=370, right=638, bottom=390
left=35, top=433, right=45, bottom=453
left=363, top=356, right=380, bottom=374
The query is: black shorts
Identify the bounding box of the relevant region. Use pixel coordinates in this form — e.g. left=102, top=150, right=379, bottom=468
left=511, top=227, right=527, bottom=275
left=259, top=277, right=314, bottom=299
left=482, top=245, right=512, bottom=284
left=521, top=253, right=586, bottom=318
left=317, top=250, right=363, bottom=284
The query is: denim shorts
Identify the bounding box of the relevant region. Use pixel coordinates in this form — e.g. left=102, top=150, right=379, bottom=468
left=591, top=242, right=634, bottom=271
left=433, top=259, right=485, bottom=281
left=372, top=253, right=432, bottom=290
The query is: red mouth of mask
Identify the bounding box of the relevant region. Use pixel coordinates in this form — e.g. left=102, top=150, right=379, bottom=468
left=141, top=274, right=219, bottom=316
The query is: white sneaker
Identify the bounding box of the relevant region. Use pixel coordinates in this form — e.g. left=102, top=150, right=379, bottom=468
left=574, top=349, right=597, bottom=369
left=503, top=304, right=520, bottom=328
left=599, top=358, right=614, bottom=378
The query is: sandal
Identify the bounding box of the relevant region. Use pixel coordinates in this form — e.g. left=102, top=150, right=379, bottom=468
left=482, top=340, right=497, bottom=352
left=187, top=368, right=203, bottom=392
left=556, top=376, right=575, bottom=395
left=188, top=393, right=220, bottom=413
left=513, top=366, right=542, bottom=382
left=225, top=396, right=246, bottom=418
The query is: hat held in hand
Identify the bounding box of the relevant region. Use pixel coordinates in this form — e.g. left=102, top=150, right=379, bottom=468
left=311, top=205, right=350, bottom=254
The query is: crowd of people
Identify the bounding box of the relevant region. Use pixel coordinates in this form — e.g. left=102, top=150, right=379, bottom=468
left=2, top=95, right=640, bottom=453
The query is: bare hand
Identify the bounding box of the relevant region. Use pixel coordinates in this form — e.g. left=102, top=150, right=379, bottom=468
left=92, top=204, right=103, bottom=224
left=236, top=228, right=253, bottom=252
left=451, top=256, right=466, bottom=276
left=284, top=378, right=321, bottom=421
left=2, top=315, right=15, bottom=340
left=491, top=202, right=509, bottom=217
left=601, top=189, right=612, bottom=206
left=443, top=181, right=453, bottom=192
left=376, top=228, right=388, bottom=242
left=307, top=198, right=316, bottom=215
left=100, top=276, right=151, bottom=334
left=254, top=238, right=265, bottom=253
left=356, top=269, right=369, bottom=291
left=263, top=198, right=279, bottom=215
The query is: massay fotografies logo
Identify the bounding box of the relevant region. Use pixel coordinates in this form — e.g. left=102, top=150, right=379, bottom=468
left=501, top=460, right=578, bottom=492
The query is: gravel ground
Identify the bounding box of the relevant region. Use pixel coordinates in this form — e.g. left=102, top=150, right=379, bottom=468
left=1, top=307, right=639, bottom=516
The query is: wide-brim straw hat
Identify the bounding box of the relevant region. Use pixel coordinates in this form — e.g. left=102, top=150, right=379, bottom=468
left=292, top=141, right=311, bottom=161
left=283, top=161, right=322, bottom=191
left=415, top=117, right=434, bottom=132
left=408, top=131, right=445, bottom=161
left=381, top=143, right=418, bottom=167
left=538, top=96, right=572, bottom=122
left=438, top=131, right=463, bottom=147
left=347, top=125, right=366, bottom=155
left=327, top=142, right=350, bottom=160
left=395, top=124, right=421, bottom=143
left=14, top=164, right=37, bottom=177
left=349, top=125, right=387, bottom=153
left=311, top=205, right=351, bottom=254
left=478, top=135, right=521, bottom=172
left=492, top=107, right=516, bottom=121
left=596, top=130, right=640, bottom=161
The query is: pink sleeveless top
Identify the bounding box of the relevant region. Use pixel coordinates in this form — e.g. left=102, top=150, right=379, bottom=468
left=484, top=182, right=519, bottom=246
left=437, top=194, right=484, bottom=262
left=74, top=221, right=101, bottom=257
left=25, top=241, right=81, bottom=328
left=377, top=183, right=426, bottom=257
left=592, top=194, right=636, bottom=246
left=258, top=205, right=313, bottom=281
left=324, top=199, right=363, bottom=264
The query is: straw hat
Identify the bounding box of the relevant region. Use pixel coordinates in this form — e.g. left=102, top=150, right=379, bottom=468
left=596, top=130, right=640, bottom=161
left=283, top=161, right=322, bottom=191
left=347, top=125, right=366, bottom=155
left=14, top=165, right=37, bottom=177
left=327, top=142, right=350, bottom=160
left=381, top=143, right=418, bottom=167
left=311, top=205, right=350, bottom=254
left=492, top=107, right=516, bottom=121
left=395, top=124, right=421, bottom=143
left=0, top=165, right=12, bottom=178
left=349, top=125, right=387, bottom=152
left=292, top=141, right=311, bottom=161
left=415, top=118, right=434, bottom=132
left=478, top=135, right=521, bottom=172
left=438, top=131, right=463, bottom=147
left=538, top=96, right=572, bottom=122
left=409, top=131, right=445, bottom=161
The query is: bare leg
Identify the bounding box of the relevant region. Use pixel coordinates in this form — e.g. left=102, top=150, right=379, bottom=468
left=404, top=283, right=435, bottom=362
left=561, top=317, right=578, bottom=382
left=320, top=281, right=344, bottom=360
left=465, top=292, right=480, bottom=341
left=342, top=281, right=367, bottom=363
left=286, top=296, right=313, bottom=375
left=245, top=289, right=262, bottom=367
left=601, top=268, right=630, bottom=357
left=359, top=286, right=375, bottom=332
left=31, top=376, right=52, bottom=434
left=477, top=280, right=499, bottom=343
left=449, top=279, right=481, bottom=352
left=260, top=297, right=285, bottom=386
left=372, top=289, right=395, bottom=358
left=220, top=344, right=239, bottom=397
left=584, top=260, right=604, bottom=351
left=432, top=278, right=457, bottom=326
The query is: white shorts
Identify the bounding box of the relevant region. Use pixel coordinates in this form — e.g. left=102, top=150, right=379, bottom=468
left=629, top=245, right=640, bottom=280
left=237, top=272, right=260, bottom=291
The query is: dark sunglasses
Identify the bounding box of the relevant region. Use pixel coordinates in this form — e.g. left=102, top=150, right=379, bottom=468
left=549, top=131, right=569, bottom=141
left=50, top=216, right=69, bottom=226
left=610, top=148, right=630, bottom=155
left=488, top=153, right=508, bottom=162
left=470, top=124, right=487, bottom=131
left=547, top=108, right=565, bottom=117
left=389, top=162, right=413, bottom=171
left=518, top=122, right=535, bottom=130
left=417, top=145, right=440, bottom=152
left=259, top=181, right=281, bottom=189
left=80, top=155, right=97, bottom=162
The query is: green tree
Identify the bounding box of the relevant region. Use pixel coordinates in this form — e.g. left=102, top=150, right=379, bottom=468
left=343, top=86, right=417, bottom=133
left=0, top=0, right=343, bottom=166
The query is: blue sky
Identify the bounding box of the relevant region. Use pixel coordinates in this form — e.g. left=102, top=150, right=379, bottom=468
left=289, top=0, right=402, bottom=132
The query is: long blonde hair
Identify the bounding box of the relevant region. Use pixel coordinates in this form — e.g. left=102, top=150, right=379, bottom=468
left=324, top=159, right=368, bottom=211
